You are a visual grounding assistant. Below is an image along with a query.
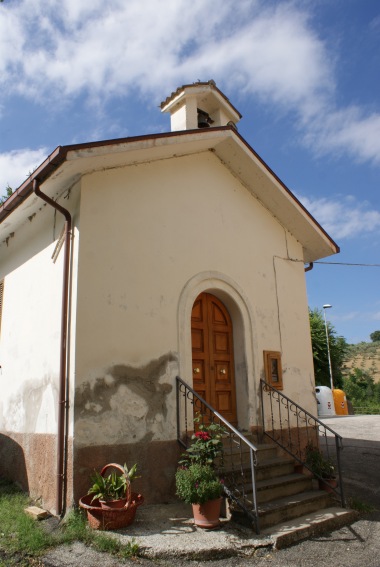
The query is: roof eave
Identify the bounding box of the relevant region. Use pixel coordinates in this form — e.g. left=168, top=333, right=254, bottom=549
left=0, top=127, right=339, bottom=262
left=0, top=146, right=67, bottom=224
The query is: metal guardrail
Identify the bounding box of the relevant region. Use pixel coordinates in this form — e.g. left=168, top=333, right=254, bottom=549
left=176, top=375, right=347, bottom=534
left=352, top=407, right=380, bottom=415
left=260, top=379, right=346, bottom=507
left=176, top=376, right=261, bottom=532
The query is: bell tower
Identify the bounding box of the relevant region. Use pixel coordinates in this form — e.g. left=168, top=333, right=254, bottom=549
left=160, top=80, right=242, bottom=132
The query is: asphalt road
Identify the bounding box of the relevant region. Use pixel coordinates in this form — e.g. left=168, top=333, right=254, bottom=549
left=40, top=415, right=380, bottom=566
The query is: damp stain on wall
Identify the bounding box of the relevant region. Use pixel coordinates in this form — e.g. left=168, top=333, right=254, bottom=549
left=2, top=377, right=58, bottom=434
left=74, top=352, right=178, bottom=446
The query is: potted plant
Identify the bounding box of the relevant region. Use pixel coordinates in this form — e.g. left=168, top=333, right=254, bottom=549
left=176, top=463, right=224, bottom=528
left=88, top=462, right=139, bottom=509
left=176, top=419, right=226, bottom=528
left=305, top=443, right=337, bottom=492
left=79, top=462, right=144, bottom=530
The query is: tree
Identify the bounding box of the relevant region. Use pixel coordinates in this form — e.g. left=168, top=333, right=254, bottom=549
left=370, top=330, right=380, bottom=343
left=309, top=307, right=347, bottom=388
left=0, top=185, right=13, bottom=205
left=343, top=368, right=380, bottom=411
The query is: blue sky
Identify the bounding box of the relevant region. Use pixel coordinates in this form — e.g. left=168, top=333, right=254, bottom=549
left=0, top=0, right=379, bottom=344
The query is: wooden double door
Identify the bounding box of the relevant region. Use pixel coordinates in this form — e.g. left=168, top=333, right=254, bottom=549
left=191, top=292, right=237, bottom=425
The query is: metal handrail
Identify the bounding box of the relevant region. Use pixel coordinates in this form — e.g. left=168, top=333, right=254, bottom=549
left=176, top=376, right=261, bottom=532
left=260, top=379, right=346, bottom=507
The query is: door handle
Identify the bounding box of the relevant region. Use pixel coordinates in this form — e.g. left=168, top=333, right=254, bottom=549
left=193, top=367, right=200, bottom=374
left=220, top=368, right=226, bottom=375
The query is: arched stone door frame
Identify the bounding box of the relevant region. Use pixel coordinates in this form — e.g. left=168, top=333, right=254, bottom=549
left=178, top=271, right=259, bottom=431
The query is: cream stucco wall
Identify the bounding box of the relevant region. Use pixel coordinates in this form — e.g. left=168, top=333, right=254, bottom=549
left=0, top=184, right=80, bottom=512
left=0, top=185, right=80, bottom=436
left=74, top=150, right=317, bottom=448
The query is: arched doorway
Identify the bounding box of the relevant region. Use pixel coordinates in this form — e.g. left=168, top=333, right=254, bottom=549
left=191, top=292, right=237, bottom=425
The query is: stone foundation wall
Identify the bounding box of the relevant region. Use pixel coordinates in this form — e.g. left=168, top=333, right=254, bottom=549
left=74, top=439, right=181, bottom=506
left=0, top=432, right=73, bottom=515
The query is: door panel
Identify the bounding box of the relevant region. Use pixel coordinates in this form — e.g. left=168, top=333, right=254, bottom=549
left=191, top=293, right=237, bottom=425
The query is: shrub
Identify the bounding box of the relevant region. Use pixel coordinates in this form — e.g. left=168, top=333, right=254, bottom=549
left=175, top=463, right=224, bottom=504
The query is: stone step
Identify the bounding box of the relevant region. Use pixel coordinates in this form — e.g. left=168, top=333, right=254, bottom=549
left=261, top=507, right=358, bottom=549
left=258, top=490, right=333, bottom=530
left=221, top=435, right=273, bottom=451
left=222, top=458, right=300, bottom=509
left=225, top=471, right=313, bottom=505
left=223, top=455, right=295, bottom=479
left=256, top=456, right=296, bottom=481
left=218, top=427, right=354, bottom=543
left=222, top=442, right=278, bottom=468
left=256, top=445, right=280, bottom=462
left=256, top=473, right=313, bottom=504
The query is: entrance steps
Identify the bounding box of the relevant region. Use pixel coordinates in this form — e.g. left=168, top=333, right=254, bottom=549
left=223, top=437, right=356, bottom=543
left=261, top=507, right=358, bottom=549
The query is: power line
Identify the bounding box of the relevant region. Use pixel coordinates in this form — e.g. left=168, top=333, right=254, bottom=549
left=314, top=261, right=380, bottom=267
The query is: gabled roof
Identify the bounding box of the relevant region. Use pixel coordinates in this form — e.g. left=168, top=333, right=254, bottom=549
left=0, top=126, right=339, bottom=262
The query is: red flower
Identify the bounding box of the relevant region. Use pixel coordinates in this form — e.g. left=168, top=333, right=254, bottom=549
left=195, top=431, right=211, bottom=441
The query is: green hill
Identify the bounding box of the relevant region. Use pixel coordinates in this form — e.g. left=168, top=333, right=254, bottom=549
left=342, top=341, right=380, bottom=383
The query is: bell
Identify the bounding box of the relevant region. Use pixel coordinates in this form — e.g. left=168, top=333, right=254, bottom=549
left=197, top=109, right=211, bottom=128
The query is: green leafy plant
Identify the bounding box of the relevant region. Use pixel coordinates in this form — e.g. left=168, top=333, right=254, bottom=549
left=175, top=463, right=224, bottom=504
left=180, top=418, right=226, bottom=467
left=342, top=367, right=380, bottom=414
left=176, top=419, right=226, bottom=505
left=309, top=307, right=347, bottom=388
left=0, top=479, right=140, bottom=562
left=370, top=330, right=380, bottom=343
left=348, top=496, right=376, bottom=514
left=0, top=184, right=13, bottom=205
left=305, top=443, right=335, bottom=479
left=88, top=463, right=139, bottom=503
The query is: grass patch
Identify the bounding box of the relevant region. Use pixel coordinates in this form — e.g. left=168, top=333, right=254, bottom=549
left=61, top=510, right=139, bottom=557
left=0, top=478, right=139, bottom=564
left=92, top=533, right=139, bottom=558
left=348, top=496, right=376, bottom=514
left=0, top=481, right=53, bottom=556
left=58, top=508, right=93, bottom=546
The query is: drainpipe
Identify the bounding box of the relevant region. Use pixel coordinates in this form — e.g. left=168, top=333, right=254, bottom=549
left=304, top=262, right=314, bottom=272
left=33, top=179, right=71, bottom=516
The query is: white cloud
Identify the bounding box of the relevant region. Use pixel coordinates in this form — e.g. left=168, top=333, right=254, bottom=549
left=370, top=14, right=380, bottom=32
left=0, top=0, right=379, bottom=166
left=0, top=2, right=331, bottom=112
left=304, top=107, right=380, bottom=165
left=337, top=311, right=361, bottom=322
left=0, top=148, right=48, bottom=195
left=299, top=194, right=380, bottom=240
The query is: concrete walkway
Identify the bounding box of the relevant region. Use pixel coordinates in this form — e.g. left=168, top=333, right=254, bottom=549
left=321, top=415, right=380, bottom=512
left=112, top=500, right=270, bottom=559
left=41, top=415, right=380, bottom=566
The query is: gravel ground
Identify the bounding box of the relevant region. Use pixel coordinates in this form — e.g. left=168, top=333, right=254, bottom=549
left=38, top=416, right=380, bottom=566
left=41, top=518, right=380, bottom=567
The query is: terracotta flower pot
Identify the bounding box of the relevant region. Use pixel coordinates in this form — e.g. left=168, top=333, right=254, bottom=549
left=192, top=497, right=222, bottom=529
left=318, top=478, right=338, bottom=493
left=294, top=464, right=313, bottom=477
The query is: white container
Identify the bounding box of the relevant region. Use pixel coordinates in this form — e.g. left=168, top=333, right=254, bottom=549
left=315, top=386, right=336, bottom=417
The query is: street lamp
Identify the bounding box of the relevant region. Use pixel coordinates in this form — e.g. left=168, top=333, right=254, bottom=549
left=323, top=304, right=334, bottom=391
